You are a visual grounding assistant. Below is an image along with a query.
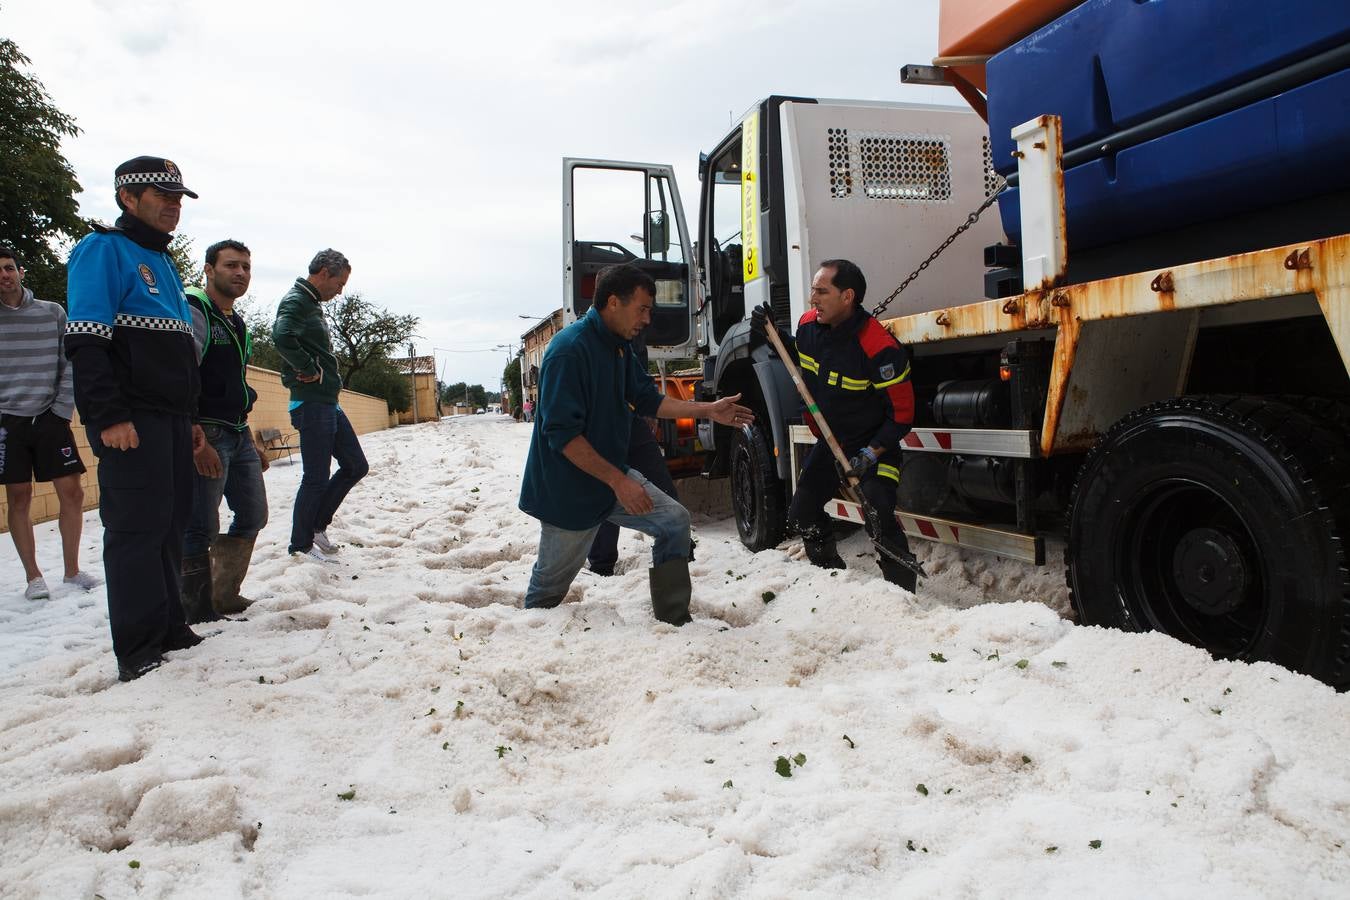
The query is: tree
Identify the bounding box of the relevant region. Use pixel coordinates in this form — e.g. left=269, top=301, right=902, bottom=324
left=0, top=32, right=86, bottom=305
left=323, top=292, right=418, bottom=385
left=347, top=356, right=411, bottom=413
left=504, top=356, right=523, bottom=418
left=168, top=233, right=201, bottom=289
left=234, top=297, right=286, bottom=371
left=441, top=382, right=488, bottom=410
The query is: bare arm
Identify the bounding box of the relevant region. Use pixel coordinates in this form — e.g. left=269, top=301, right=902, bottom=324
left=656, top=391, right=754, bottom=427
left=561, top=434, right=652, bottom=515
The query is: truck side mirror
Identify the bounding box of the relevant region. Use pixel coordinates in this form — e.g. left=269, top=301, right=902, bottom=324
left=647, top=210, right=670, bottom=254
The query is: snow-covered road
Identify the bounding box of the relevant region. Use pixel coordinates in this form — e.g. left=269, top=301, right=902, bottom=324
left=1, top=415, right=1347, bottom=898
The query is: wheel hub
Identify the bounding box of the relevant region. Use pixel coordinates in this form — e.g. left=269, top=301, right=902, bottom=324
left=1171, top=526, right=1249, bottom=615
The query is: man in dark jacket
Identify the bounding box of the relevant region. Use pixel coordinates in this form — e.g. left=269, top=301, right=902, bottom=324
left=519, top=263, right=752, bottom=623
left=182, top=239, right=269, bottom=622
left=65, top=155, right=206, bottom=682
left=752, top=259, right=918, bottom=590
left=271, top=249, right=368, bottom=561
left=584, top=330, right=684, bottom=577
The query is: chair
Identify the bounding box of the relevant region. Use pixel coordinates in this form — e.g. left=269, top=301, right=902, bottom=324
left=257, top=427, right=299, bottom=464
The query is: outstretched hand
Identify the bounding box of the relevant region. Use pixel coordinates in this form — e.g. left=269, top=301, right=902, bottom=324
left=707, top=393, right=755, bottom=428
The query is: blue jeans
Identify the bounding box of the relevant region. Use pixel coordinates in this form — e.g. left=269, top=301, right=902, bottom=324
left=289, top=403, right=369, bottom=553
left=184, top=425, right=268, bottom=556
left=524, top=469, right=691, bottom=609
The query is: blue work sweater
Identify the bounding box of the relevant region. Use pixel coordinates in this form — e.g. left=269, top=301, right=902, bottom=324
left=519, top=307, right=664, bottom=530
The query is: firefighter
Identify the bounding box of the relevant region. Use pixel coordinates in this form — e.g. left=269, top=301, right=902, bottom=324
left=750, top=259, right=918, bottom=591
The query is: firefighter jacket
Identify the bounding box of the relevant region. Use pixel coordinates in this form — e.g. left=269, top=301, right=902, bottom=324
left=793, top=306, right=914, bottom=470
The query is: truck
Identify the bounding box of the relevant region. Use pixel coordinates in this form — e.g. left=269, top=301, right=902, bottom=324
left=561, top=1, right=1350, bottom=687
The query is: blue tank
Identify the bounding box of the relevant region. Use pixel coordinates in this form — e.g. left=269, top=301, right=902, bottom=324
left=985, top=0, right=1350, bottom=250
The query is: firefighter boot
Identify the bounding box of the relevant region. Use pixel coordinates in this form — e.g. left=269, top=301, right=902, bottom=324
left=211, top=535, right=257, bottom=616
left=649, top=557, right=693, bottom=626
left=801, top=527, right=846, bottom=570
left=179, top=553, right=218, bottom=625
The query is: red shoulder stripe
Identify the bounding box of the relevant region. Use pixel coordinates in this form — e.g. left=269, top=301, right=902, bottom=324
left=798, top=308, right=819, bottom=327
left=858, top=316, right=899, bottom=357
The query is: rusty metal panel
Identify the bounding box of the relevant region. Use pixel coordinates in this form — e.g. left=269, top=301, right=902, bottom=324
left=1048, top=310, right=1199, bottom=453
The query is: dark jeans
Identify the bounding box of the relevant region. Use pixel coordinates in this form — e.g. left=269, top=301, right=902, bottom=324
left=289, top=403, right=368, bottom=553
left=184, top=424, right=268, bottom=557
left=789, top=441, right=905, bottom=544
left=587, top=418, right=679, bottom=572
left=88, top=409, right=193, bottom=666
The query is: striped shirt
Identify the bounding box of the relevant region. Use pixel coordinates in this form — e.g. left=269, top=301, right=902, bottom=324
left=0, top=288, right=75, bottom=419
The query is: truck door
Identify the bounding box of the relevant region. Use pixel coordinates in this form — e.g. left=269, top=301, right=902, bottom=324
left=562, top=159, right=697, bottom=356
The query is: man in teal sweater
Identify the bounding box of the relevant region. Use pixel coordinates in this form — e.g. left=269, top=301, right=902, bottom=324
left=519, top=264, right=753, bottom=623
left=271, top=249, right=368, bottom=560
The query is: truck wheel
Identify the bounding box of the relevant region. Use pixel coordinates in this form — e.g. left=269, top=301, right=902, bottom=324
left=730, top=421, right=786, bottom=551
left=1066, top=395, right=1350, bottom=687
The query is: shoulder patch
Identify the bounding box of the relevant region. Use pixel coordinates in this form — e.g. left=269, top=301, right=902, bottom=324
left=879, top=363, right=896, bottom=381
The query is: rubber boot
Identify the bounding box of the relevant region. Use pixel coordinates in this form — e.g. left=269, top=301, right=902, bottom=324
left=801, top=527, right=846, bottom=569
left=211, top=534, right=256, bottom=616
left=648, top=557, right=692, bottom=626
left=179, top=553, right=218, bottom=625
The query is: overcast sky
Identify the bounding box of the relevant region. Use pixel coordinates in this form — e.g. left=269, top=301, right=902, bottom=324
left=6, top=0, right=950, bottom=390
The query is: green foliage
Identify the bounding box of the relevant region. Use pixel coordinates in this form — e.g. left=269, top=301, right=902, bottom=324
left=441, top=381, right=488, bottom=410
left=774, top=756, right=792, bottom=778
left=167, top=233, right=201, bottom=289
left=0, top=34, right=86, bottom=305
left=337, top=788, right=356, bottom=801
left=236, top=296, right=286, bottom=372
left=347, top=356, right=412, bottom=413
left=504, top=355, right=522, bottom=417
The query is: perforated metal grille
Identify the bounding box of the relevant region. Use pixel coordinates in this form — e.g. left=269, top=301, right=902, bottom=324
left=982, top=136, right=999, bottom=197
left=827, top=128, right=852, bottom=198
left=828, top=130, right=953, bottom=202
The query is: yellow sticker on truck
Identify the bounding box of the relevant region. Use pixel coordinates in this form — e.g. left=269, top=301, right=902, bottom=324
left=741, top=110, right=760, bottom=283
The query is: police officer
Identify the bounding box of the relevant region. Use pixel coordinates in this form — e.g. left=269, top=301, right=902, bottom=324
left=66, top=156, right=204, bottom=682
left=751, top=259, right=918, bottom=590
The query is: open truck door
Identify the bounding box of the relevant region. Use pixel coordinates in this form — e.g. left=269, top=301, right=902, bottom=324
left=562, top=159, right=697, bottom=358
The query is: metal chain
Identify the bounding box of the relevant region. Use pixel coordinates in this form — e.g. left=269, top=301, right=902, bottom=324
left=871, top=176, right=1008, bottom=319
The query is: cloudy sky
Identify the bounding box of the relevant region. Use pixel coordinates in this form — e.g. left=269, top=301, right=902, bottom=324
left=6, top=0, right=950, bottom=389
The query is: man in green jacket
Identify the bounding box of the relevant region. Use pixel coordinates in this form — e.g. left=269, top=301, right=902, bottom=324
left=271, top=249, right=368, bottom=561
left=182, top=239, right=269, bottom=622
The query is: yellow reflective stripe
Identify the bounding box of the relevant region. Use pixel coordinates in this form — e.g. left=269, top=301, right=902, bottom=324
left=799, top=353, right=819, bottom=374
left=876, top=463, right=900, bottom=482
left=840, top=375, right=870, bottom=391
left=827, top=372, right=839, bottom=386
left=873, top=363, right=912, bottom=389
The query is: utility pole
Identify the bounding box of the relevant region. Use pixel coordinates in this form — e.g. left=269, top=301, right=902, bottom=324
left=408, top=344, right=419, bottom=424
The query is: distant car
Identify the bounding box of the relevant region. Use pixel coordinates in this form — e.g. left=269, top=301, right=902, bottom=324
left=476, top=408, right=486, bottom=414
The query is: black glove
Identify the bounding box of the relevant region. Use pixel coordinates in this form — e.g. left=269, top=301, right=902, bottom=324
left=749, top=302, right=774, bottom=347
left=846, top=446, right=879, bottom=478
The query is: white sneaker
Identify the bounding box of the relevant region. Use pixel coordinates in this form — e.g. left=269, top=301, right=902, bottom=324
left=63, top=571, right=101, bottom=590
left=312, top=531, right=339, bottom=554
left=24, top=577, right=50, bottom=600
left=295, top=546, right=338, bottom=565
